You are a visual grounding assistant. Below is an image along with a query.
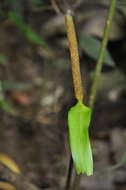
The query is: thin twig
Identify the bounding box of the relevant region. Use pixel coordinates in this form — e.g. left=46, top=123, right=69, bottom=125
left=65, top=157, right=73, bottom=190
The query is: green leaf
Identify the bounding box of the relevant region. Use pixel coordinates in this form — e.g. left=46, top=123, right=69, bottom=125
left=31, top=0, right=44, bottom=6
left=0, top=81, right=16, bottom=115
left=2, top=81, right=32, bottom=91
left=0, top=99, right=16, bottom=115
left=79, top=34, right=115, bottom=67
left=0, top=54, right=8, bottom=65
left=68, top=101, right=93, bottom=175
left=8, top=12, right=47, bottom=47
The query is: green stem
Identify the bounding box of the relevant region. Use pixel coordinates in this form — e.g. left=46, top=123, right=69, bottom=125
left=89, top=0, right=117, bottom=108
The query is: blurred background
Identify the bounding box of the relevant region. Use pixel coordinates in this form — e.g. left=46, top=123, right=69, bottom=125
left=0, top=0, right=126, bottom=189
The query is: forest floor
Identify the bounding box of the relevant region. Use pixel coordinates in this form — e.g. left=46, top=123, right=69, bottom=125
left=0, top=3, right=126, bottom=189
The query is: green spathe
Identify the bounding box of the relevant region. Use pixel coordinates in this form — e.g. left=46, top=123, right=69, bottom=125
left=68, top=101, right=93, bottom=175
